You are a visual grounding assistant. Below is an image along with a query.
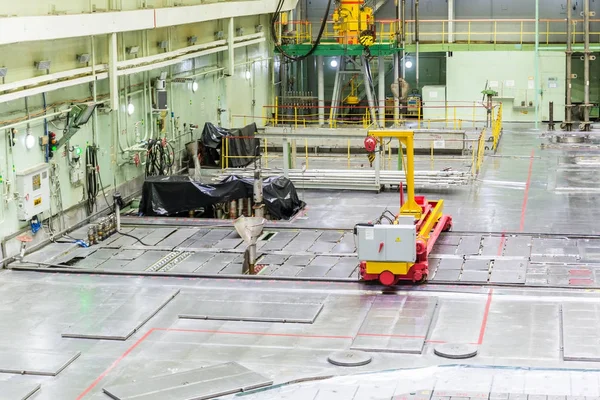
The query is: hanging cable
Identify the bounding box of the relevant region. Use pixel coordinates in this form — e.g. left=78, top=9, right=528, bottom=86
left=271, top=0, right=333, bottom=61
left=145, top=139, right=174, bottom=177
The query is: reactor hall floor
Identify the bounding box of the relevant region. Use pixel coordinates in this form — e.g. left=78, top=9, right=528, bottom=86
left=5, top=124, right=600, bottom=399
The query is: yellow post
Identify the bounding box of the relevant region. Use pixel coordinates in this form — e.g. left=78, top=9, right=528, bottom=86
left=294, top=107, right=298, bottom=128
left=225, top=137, right=229, bottom=169
left=264, top=138, right=268, bottom=168
left=468, top=21, right=471, bottom=44
left=417, top=100, right=421, bottom=129
left=453, top=106, right=457, bottom=130
left=304, top=138, right=309, bottom=169
left=221, top=135, right=225, bottom=169
left=347, top=139, right=351, bottom=169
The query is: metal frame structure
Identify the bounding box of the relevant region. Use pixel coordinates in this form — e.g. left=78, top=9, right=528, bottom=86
left=358, top=130, right=452, bottom=285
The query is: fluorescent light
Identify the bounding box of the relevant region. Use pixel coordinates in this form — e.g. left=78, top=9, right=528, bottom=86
left=126, top=46, right=140, bottom=55
left=330, top=59, right=338, bottom=68
left=25, top=133, right=35, bottom=149
left=158, top=41, right=168, bottom=49
left=0, top=67, right=7, bottom=77
left=245, top=70, right=252, bottom=80
left=192, top=81, right=199, bottom=92
left=159, top=71, right=168, bottom=80
left=35, top=60, right=52, bottom=70
left=76, top=54, right=91, bottom=64
left=405, top=60, right=413, bottom=69
left=127, top=102, right=135, bottom=115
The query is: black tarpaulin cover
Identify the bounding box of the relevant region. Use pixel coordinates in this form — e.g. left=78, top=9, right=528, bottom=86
left=138, top=175, right=305, bottom=220
left=201, top=122, right=260, bottom=167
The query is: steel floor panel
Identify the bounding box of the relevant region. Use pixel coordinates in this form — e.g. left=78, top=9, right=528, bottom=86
left=457, top=236, right=482, bottom=255
left=504, top=237, right=532, bottom=257
left=463, top=259, right=490, bottom=271
left=0, top=349, right=80, bottom=376
left=259, top=254, right=289, bottom=265
left=62, top=289, right=179, bottom=340
left=460, top=270, right=490, bottom=283
left=214, top=238, right=244, bottom=250
left=219, top=263, right=244, bottom=275
left=0, top=381, right=41, bottom=400
left=562, top=303, right=600, bottom=361
left=431, top=244, right=459, bottom=255
left=179, top=300, right=324, bottom=323
left=308, top=241, right=337, bottom=253
left=350, top=295, right=438, bottom=354
left=286, top=255, right=314, bottom=266
left=194, top=261, right=228, bottom=274
left=23, top=242, right=78, bottom=264
left=318, top=230, right=344, bottom=243
left=437, top=258, right=464, bottom=271
left=88, top=248, right=121, bottom=260
left=308, top=256, right=341, bottom=268
left=112, top=249, right=146, bottom=260
left=296, top=264, right=333, bottom=277
left=481, top=236, right=504, bottom=256
left=121, top=250, right=171, bottom=272
left=436, top=234, right=462, bottom=246
left=155, top=228, right=198, bottom=247
left=97, top=259, right=131, bottom=270
left=177, top=291, right=328, bottom=304
left=103, top=362, right=272, bottom=400
left=269, top=265, right=303, bottom=277
left=168, top=252, right=215, bottom=273
left=326, top=262, right=358, bottom=278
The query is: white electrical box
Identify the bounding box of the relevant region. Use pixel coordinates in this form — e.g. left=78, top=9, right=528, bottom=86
left=16, top=164, right=50, bottom=221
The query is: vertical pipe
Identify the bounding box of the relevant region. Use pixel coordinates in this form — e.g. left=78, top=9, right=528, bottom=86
left=393, top=53, right=400, bottom=125
left=565, top=0, right=573, bottom=131
left=401, top=0, right=406, bottom=80
left=317, top=55, right=325, bottom=126
left=361, top=56, right=379, bottom=126
left=378, top=55, right=386, bottom=127
left=415, top=0, right=420, bottom=92
left=448, top=0, right=454, bottom=43
left=583, top=0, right=591, bottom=130
left=228, top=17, right=235, bottom=77
left=109, top=33, right=119, bottom=111
left=534, top=0, right=540, bottom=129
left=91, top=35, right=98, bottom=145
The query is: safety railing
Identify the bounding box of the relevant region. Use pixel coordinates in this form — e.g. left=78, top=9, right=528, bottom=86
left=277, top=18, right=600, bottom=46
left=491, top=104, right=503, bottom=151
left=275, top=19, right=399, bottom=46
left=232, top=100, right=494, bottom=130
left=473, top=129, right=487, bottom=176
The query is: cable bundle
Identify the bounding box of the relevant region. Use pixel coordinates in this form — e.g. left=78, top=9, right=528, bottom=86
left=86, top=145, right=99, bottom=214
left=145, top=139, right=174, bottom=177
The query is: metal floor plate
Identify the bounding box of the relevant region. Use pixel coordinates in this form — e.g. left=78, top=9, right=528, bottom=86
left=62, top=290, right=180, bottom=340
left=562, top=303, right=600, bottom=361
left=103, top=362, right=272, bottom=400
left=0, top=381, right=41, bottom=400
left=351, top=295, right=438, bottom=354
left=179, top=299, right=324, bottom=323
left=0, top=349, right=80, bottom=376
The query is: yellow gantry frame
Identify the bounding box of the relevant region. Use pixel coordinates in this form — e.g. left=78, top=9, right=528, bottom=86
left=368, top=130, right=423, bottom=219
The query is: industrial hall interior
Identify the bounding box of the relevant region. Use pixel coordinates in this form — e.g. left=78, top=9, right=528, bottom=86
left=6, top=0, right=600, bottom=398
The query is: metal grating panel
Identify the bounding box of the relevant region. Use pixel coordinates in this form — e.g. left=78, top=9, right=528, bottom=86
left=0, top=349, right=80, bottom=376
left=62, top=290, right=179, bottom=340
left=351, top=295, right=438, bottom=354
left=0, top=381, right=40, bottom=400
left=179, top=300, right=324, bottom=323
left=103, top=362, right=272, bottom=400
left=562, top=303, right=600, bottom=361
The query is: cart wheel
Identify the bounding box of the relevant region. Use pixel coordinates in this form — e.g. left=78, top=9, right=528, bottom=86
left=443, top=222, right=453, bottom=232
left=417, top=274, right=428, bottom=284
left=379, top=270, right=397, bottom=286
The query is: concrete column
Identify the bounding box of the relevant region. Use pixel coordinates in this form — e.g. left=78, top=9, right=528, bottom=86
left=227, top=17, right=235, bottom=76
left=378, top=56, right=386, bottom=128
left=448, top=0, right=455, bottom=43
left=108, top=32, right=119, bottom=111
left=317, top=56, right=325, bottom=126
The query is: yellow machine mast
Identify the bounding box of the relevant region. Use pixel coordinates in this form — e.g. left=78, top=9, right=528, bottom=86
left=332, top=0, right=375, bottom=45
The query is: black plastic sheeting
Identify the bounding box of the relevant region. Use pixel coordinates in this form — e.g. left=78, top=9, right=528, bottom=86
left=139, top=175, right=305, bottom=220
left=200, top=122, right=260, bottom=168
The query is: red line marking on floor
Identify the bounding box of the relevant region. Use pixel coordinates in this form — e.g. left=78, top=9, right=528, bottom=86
left=497, top=231, right=506, bottom=256
left=75, top=328, right=156, bottom=400
left=519, top=149, right=535, bottom=232
left=476, top=289, right=494, bottom=345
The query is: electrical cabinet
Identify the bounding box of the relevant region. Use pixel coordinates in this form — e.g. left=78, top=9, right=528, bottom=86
left=16, top=164, right=50, bottom=221
left=356, top=223, right=416, bottom=263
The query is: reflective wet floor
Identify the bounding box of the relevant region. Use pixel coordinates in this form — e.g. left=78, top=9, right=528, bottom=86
left=7, top=123, right=600, bottom=399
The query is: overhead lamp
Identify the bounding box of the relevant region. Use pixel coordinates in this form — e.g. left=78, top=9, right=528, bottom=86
left=35, top=60, right=52, bottom=70
left=158, top=41, right=168, bottom=49
left=0, top=67, right=7, bottom=77
left=188, top=36, right=198, bottom=45
left=159, top=71, right=168, bottom=81
left=255, top=25, right=264, bottom=33
left=127, top=100, right=135, bottom=116
left=215, top=31, right=224, bottom=40
left=191, top=81, right=199, bottom=93
left=405, top=59, right=413, bottom=69
left=245, top=70, right=252, bottom=80
left=25, top=132, right=35, bottom=149
left=330, top=59, right=338, bottom=68
left=126, top=46, right=140, bottom=55
left=76, top=54, right=91, bottom=64
left=236, top=28, right=245, bottom=36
